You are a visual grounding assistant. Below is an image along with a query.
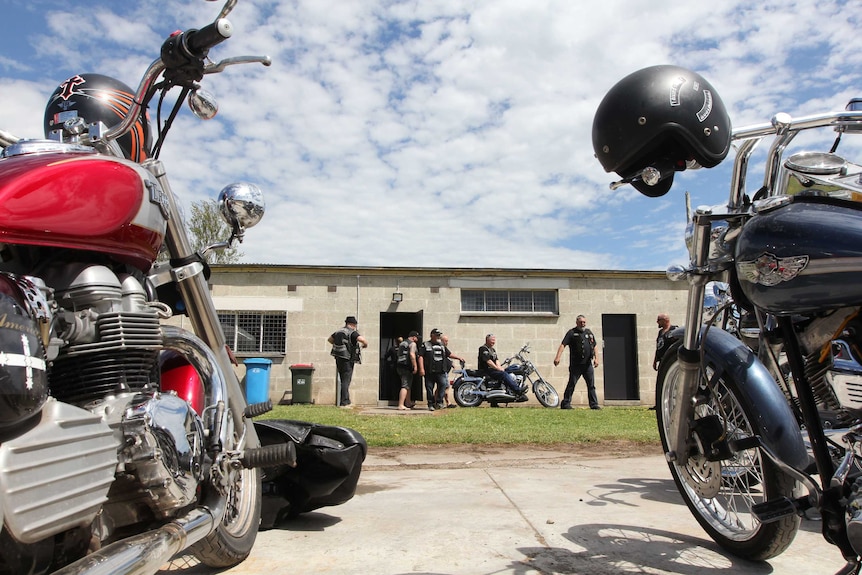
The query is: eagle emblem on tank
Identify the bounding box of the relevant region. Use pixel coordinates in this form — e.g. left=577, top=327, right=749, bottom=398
left=737, top=253, right=809, bottom=286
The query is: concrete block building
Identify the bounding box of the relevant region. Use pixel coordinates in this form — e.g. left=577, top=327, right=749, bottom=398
left=171, top=265, right=687, bottom=407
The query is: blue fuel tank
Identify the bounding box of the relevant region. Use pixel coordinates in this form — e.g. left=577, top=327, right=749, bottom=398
left=735, top=196, right=862, bottom=314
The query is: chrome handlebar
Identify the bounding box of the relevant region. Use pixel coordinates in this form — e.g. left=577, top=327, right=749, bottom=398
left=100, top=52, right=271, bottom=146
left=0, top=129, right=19, bottom=148
left=727, top=109, right=862, bottom=210
left=1, top=0, right=270, bottom=151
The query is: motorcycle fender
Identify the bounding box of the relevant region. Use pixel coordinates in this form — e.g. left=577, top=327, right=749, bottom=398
left=701, top=327, right=809, bottom=470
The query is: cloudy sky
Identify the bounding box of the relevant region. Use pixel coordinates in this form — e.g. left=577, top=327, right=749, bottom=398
left=2, top=0, right=860, bottom=271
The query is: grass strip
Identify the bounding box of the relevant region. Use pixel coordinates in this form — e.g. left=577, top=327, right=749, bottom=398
left=260, top=405, right=660, bottom=448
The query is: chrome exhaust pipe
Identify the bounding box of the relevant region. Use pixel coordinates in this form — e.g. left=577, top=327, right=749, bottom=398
left=51, top=506, right=217, bottom=575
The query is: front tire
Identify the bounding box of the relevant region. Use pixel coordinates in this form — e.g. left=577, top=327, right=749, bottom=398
left=532, top=379, right=559, bottom=408
left=454, top=379, right=483, bottom=407
left=192, top=436, right=262, bottom=567
left=656, top=346, right=799, bottom=560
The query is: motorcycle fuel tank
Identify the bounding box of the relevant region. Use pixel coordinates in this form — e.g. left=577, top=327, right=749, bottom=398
left=0, top=147, right=167, bottom=272
left=735, top=196, right=862, bottom=314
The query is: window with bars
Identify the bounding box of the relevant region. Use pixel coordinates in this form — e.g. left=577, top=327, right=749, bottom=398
left=218, top=311, right=287, bottom=355
left=461, top=290, right=558, bottom=314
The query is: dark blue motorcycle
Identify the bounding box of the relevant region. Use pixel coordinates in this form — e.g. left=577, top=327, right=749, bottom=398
left=594, top=65, right=862, bottom=571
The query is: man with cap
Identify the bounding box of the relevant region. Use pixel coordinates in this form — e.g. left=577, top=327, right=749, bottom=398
left=328, top=316, right=368, bottom=407
left=395, top=331, right=420, bottom=410
left=419, top=328, right=452, bottom=411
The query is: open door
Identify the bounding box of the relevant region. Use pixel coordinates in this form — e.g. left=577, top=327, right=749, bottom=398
left=601, top=314, right=639, bottom=401
left=379, top=311, right=424, bottom=404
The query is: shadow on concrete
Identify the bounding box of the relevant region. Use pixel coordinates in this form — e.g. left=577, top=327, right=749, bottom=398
left=509, top=524, right=774, bottom=575
left=585, top=476, right=683, bottom=507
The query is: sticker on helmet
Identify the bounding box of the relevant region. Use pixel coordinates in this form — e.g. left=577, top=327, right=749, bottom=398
left=696, top=90, right=714, bottom=122
left=669, top=75, right=686, bottom=107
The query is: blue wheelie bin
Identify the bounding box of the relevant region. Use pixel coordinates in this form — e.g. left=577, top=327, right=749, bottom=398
left=244, top=358, right=273, bottom=404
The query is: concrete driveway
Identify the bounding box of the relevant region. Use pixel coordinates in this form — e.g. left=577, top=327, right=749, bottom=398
left=160, top=445, right=844, bottom=575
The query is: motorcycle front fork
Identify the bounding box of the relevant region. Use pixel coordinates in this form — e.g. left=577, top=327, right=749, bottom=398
left=666, top=212, right=712, bottom=465
left=145, top=158, right=259, bottom=449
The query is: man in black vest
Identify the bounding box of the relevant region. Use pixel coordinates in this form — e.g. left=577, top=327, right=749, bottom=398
left=419, top=328, right=451, bottom=411
left=328, top=316, right=368, bottom=407
left=478, top=334, right=524, bottom=397
left=554, top=315, right=600, bottom=409
left=653, top=313, right=679, bottom=371
left=395, top=332, right=419, bottom=410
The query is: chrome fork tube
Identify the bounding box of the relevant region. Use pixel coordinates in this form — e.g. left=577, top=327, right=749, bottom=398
left=144, top=159, right=258, bottom=448
left=667, top=210, right=712, bottom=465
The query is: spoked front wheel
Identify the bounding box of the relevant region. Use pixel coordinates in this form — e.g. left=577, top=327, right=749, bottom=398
left=655, top=347, right=799, bottom=561
left=532, top=379, right=559, bottom=408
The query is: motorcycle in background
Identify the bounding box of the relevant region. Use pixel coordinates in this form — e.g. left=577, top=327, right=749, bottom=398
left=0, top=1, right=364, bottom=574
left=453, top=344, right=559, bottom=408
left=593, top=64, right=862, bottom=571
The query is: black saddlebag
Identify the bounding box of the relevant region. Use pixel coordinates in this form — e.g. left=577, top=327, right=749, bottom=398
left=254, top=419, right=367, bottom=528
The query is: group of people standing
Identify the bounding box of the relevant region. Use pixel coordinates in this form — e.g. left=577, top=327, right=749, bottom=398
left=330, top=312, right=677, bottom=410
left=391, top=328, right=464, bottom=411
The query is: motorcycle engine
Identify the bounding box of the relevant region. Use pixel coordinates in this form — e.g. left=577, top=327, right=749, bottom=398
left=0, top=263, right=206, bottom=546
left=98, top=392, right=205, bottom=521
left=40, top=263, right=164, bottom=404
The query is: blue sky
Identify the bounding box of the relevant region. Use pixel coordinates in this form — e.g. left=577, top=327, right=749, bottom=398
left=2, top=0, right=861, bottom=270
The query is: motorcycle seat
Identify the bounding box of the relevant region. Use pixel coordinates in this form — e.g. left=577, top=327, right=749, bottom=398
left=465, top=369, right=484, bottom=378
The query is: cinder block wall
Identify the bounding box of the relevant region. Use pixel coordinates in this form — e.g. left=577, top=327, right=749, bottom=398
left=170, top=266, right=687, bottom=407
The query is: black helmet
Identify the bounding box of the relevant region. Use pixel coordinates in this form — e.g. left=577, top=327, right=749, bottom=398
left=44, top=73, right=152, bottom=162
left=592, top=65, right=731, bottom=197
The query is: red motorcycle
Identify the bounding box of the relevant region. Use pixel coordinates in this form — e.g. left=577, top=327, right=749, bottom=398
left=0, top=2, right=365, bottom=574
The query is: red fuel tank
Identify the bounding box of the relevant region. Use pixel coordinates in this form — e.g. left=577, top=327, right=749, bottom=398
left=0, top=149, right=167, bottom=271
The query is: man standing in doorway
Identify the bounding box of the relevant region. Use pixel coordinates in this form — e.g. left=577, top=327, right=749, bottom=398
left=554, top=315, right=600, bottom=410
left=396, top=331, right=420, bottom=410
left=328, top=316, right=368, bottom=407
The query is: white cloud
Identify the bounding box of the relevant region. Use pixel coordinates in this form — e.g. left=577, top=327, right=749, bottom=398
left=1, top=0, right=860, bottom=271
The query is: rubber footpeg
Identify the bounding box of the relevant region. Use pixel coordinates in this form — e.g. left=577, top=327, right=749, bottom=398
left=751, top=497, right=797, bottom=523
left=244, top=400, right=273, bottom=418
left=240, top=441, right=297, bottom=469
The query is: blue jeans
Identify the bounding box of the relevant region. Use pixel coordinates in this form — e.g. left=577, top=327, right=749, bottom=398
left=425, top=372, right=448, bottom=405
left=487, top=369, right=520, bottom=394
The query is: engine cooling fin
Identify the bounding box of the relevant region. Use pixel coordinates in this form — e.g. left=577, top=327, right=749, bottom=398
left=49, top=349, right=159, bottom=405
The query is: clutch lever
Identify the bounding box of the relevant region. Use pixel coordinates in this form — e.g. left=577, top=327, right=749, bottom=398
left=216, top=0, right=238, bottom=20
left=204, top=55, right=272, bottom=74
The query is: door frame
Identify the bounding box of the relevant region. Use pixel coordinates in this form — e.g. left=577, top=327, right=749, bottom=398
left=379, top=311, right=424, bottom=404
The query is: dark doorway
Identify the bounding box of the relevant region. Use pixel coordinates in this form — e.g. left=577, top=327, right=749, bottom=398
left=379, top=311, right=424, bottom=404
left=601, top=314, right=639, bottom=401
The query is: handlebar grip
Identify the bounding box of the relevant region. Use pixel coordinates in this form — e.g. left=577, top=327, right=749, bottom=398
left=186, top=18, right=233, bottom=55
